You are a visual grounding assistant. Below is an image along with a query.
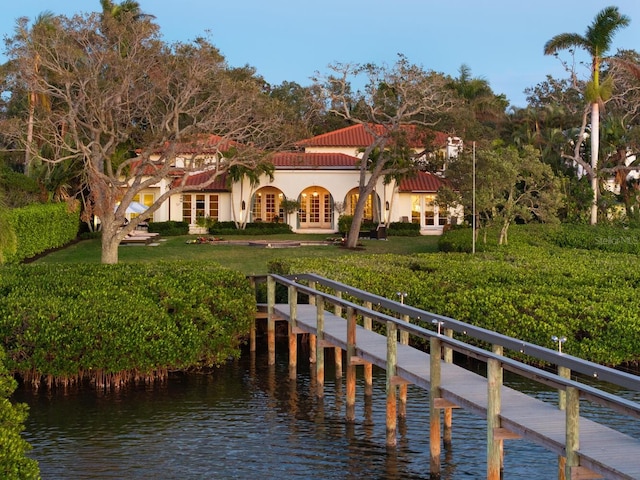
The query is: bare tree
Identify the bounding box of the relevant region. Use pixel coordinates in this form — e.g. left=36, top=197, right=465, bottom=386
left=313, top=55, right=457, bottom=248
left=6, top=12, right=289, bottom=263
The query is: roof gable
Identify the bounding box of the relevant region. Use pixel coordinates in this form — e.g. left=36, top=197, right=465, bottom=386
left=271, top=152, right=358, bottom=169
left=170, top=170, right=230, bottom=192
left=297, top=124, right=449, bottom=149
left=398, top=171, right=447, bottom=193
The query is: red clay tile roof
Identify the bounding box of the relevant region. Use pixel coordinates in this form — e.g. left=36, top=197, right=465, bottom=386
left=135, top=134, right=237, bottom=156
left=297, top=124, right=449, bottom=149
left=170, top=170, right=230, bottom=191
left=398, top=171, right=447, bottom=193
left=271, top=152, right=358, bottom=169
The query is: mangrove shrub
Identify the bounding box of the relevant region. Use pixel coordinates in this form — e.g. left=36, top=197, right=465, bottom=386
left=0, top=262, right=255, bottom=389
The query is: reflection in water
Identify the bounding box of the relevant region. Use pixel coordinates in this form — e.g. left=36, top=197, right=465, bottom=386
left=13, top=341, right=639, bottom=480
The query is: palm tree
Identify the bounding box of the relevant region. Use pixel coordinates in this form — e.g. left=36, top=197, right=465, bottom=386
left=20, top=11, right=55, bottom=177
left=227, top=161, right=275, bottom=229
left=99, top=0, right=154, bottom=22
left=544, top=6, right=630, bottom=225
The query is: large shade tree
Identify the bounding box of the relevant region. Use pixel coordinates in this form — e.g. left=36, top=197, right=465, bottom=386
left=6, top=11, right=289, bottom=263
left=544, top=5, right=630, bottom=225
left=313, top=55, right=457, bottom=248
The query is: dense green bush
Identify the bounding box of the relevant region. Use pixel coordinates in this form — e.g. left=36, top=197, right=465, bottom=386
left=209, top=221, right=292, bottom=235
left=147, top=220, right=189, bottom=236
left=337, top=215, right=376, bottom=234
left=4, top=201, right=80, bottom=264
left=270, top=229, right=640, bottom=366
left=387, top=221, right=420, bottom=236
left=0, top=167, right=40, bottom=208
left=0, top=348, right=39, bottom=479
left=546, top=224, right=640, bottom=254
left=0, top=262, right=255, bottom=389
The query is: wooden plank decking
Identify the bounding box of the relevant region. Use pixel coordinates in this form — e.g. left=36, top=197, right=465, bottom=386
left=273, top=303, right=640, bottom=480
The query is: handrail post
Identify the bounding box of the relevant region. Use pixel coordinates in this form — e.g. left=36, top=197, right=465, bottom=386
left=487, top=345, right=503, bottom=480
left=249, top=276, right=257, bottom=352
left=443, top=327, right=454, bottom=447
left=363, top=301, right=373, bottom=396
left=308, top=281, right=317, bottom=364
left=334, top=290, right=343, bottom=379
left=565, top=387, right=580, bottom=479
left=399, top=313, right=410, bottom=419
left=288, top=284, right=298, bottom=380
left=267, top=275, right=276, bottom=366
left=346, top=306, right=357, bottom=422
left=557, top=365, right=571, bottom=480
left=386, top=320, right=398, bottom=447
left=430, top=336, right=442, bottom=476
left=316, top=295, right=325, bottom=398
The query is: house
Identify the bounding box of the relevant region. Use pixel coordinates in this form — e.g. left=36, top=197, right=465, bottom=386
left=132, top=125, right=463, bottom=235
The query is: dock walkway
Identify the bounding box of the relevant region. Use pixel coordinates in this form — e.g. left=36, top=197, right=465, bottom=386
left=256, top=274, right=640, bottom=480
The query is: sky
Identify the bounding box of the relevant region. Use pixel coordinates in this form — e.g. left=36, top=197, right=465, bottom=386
left=2, top=1, right=640, bottom=108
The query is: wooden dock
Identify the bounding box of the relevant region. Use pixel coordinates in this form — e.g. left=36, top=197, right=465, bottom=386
left=252, top=274, right=640, bottom=480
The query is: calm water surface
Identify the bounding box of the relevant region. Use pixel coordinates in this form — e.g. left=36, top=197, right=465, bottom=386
left=13, top=343, right=640, bottom=480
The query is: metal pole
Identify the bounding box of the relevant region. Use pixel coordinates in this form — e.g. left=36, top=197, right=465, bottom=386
left=472, top=141, right=476, bottom=255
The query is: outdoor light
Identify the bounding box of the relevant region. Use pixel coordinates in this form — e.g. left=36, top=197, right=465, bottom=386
left=396, top=292, right=407, bottom=304
left=432, top=319, right=444, bottom=335
left=551, top=335, right=567, bottom=354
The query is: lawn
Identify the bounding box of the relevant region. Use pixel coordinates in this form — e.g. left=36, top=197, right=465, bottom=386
left=34, top=234, right=441, bottom=275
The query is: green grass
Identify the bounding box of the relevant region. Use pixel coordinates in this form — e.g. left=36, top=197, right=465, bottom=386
left=34, top=234, right=440, bottom=275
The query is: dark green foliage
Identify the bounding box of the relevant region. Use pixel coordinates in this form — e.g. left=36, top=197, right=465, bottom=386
left=147, top=221, right=189, bottom=236
left=0, top=262, right=255, bottom=389
left=546, top=224, right=640, bottom=254
left=0, top=167, right=40, bottom=208
left=4, top=202, right=80, bottom=263
left=337, top=215, right=376, bottom=235
left=387, top=222, right=420, bottom=236
left=273, top=224, right=640, bottom=366
left=0, top=348, right=40, bottom=479
left=437, top=226, right=479, bottom=252
left=209, top=222, right=292, bottom=235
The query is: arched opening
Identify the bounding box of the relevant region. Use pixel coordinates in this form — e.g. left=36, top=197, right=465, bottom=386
left=298, top=186, right=333, bottom=229
left=251, top=187, right=285, bottom=223
left=345, top=188, right=381, bottom=223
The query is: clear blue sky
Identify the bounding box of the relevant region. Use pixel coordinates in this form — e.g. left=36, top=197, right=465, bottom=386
left=2, top=1, right=640, bottom=108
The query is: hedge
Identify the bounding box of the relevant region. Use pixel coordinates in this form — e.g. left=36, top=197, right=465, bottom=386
left=3, top=201, right=80, bottom=264
left=0, top=348, right=39, bottom=479
left=209, top=221, right=293, bottom=235
left=147, top=220, right=189, bottom=236
left=269, top=226, right=640, bottom=367
left=0, top=262, right=255, bottom=389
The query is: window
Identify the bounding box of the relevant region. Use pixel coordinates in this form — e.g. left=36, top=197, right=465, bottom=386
left=253, top=193, right=263, bottom=221
left=133, top=193, right=154, bottom=221
left=182, top=195, right=192, bottom=224
left=182, top=194, right=219, bottom=225
left=209, top=195, right=219, bottom=220
left=265, top=193, right=276, bottom=222
left=195, top=194, right=206, bottom=221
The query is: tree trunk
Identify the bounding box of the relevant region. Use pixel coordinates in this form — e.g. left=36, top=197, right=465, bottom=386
left=499, top=220, right=510, bottom=245
left=25, top=96, right=35, bottom=176
left=101, top=224, right=121, bottom=264
left=590, top=102, right=599, bottom=225
left=345, top=187, right=374, bottom=248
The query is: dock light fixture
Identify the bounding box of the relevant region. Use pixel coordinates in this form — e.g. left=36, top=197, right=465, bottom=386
left=432, top=319, right=444, bottom=335
left=551, top=335, right=567, bottom=354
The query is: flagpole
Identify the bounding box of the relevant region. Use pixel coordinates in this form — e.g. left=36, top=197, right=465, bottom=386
left=472, top=141, right=476, bottom=255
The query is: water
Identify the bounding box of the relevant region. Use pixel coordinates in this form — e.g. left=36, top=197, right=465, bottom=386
left=13, top=343, right=640, bottom=480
